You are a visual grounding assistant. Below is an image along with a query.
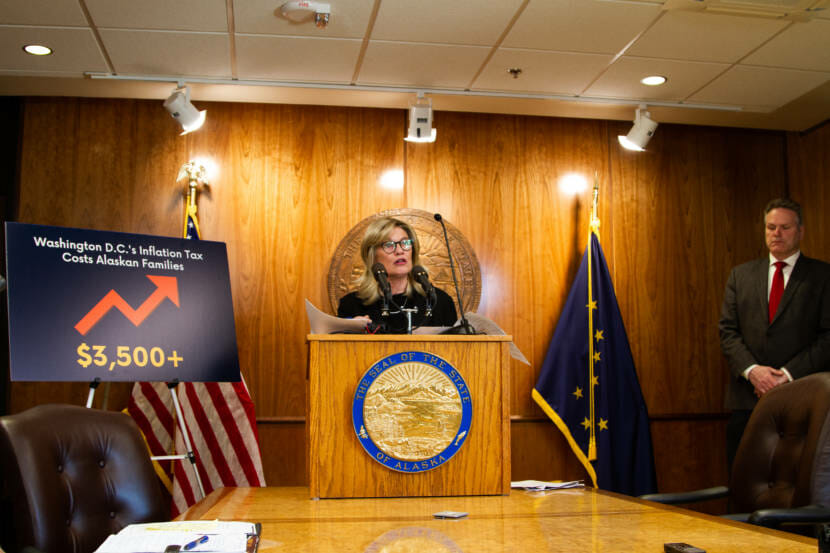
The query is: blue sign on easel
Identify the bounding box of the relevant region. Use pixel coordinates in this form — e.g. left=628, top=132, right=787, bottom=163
left=5, top=222, right=240, bottom=382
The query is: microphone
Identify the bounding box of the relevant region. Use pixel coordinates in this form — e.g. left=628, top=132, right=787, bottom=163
left=372, top=262, right=391, bottom=293
left=433, top=213, right=475, bottom=334
left=412, top=265, right=437, bottom=313
left=371, top=262, right=393, bottom=316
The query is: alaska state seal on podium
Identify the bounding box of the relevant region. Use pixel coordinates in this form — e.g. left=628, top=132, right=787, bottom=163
left=352, top=351, right=473, bottom=473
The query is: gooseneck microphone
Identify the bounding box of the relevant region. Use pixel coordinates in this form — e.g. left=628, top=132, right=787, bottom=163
left=372, top=262, right=393, bottom=316
left=412, top=265, right=436, bottom=315
left=434, top=213, right=475, bottom=334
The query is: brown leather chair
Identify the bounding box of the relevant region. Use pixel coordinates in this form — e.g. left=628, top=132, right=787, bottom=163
left=0, top=404, right=170, bottom=553
left=732, top=371, right=830, bottom=517
left=642, top=371, right=830, bottom=528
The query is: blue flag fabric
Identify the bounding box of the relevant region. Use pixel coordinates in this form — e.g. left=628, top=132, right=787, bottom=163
left=184, top=204, right=201, bottom=240
left=532, top=232, right=657, bottom=496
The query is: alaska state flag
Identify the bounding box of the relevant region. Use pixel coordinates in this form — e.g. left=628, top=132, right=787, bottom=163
left=532, top=231, right=656, bottom=496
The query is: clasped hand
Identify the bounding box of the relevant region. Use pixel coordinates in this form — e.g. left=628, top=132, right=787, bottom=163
left=749, top=365, right=789, bottom=397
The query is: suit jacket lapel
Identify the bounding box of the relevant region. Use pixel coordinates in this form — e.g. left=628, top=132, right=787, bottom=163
left=771, top=255, right=808, bottom=324
left=754, top=258, right=770, bottom=320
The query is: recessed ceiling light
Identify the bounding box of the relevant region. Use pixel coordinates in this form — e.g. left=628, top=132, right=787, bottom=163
left=23, top=44, right=52, bottom=56
left=640, top=75, right=667, bottom=86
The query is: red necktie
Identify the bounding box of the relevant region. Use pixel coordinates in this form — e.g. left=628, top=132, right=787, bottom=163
left=769, top=261, right=786, bottom=323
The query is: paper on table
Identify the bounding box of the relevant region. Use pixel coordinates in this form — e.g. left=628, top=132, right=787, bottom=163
left=118, top=521, right=256, bottom=535
left=95, top=531, right=248, bottom=553
left=511, top=480, right=585, bottom=491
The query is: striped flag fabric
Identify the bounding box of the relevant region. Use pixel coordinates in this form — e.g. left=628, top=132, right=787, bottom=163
left=127, top=199, right=265, bottom=517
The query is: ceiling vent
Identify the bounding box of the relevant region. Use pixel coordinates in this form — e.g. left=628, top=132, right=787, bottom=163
left=662, top=0, right=829, bottom=20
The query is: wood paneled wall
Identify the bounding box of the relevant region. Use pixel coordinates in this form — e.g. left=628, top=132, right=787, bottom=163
left=9, top=97, right=825, bottom=501
left=789, top=122, right=830, bottom=261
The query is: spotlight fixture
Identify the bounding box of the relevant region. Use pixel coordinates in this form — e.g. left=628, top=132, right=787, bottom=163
left=278, top=1, right=331, bottom=28
left=618, top=104, right=658, bottom=152
left=163, top=85, right=206, bottom=135
left=23, top=44, right=52, bottom=56
left=404, top=95, right=436, bottom=143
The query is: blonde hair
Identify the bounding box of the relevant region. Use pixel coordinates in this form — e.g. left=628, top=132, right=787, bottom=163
left=355, top=217, right=424, bottom=304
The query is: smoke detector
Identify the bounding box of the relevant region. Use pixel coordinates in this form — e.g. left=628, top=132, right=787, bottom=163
left=278, top=1, right=331, bottom=28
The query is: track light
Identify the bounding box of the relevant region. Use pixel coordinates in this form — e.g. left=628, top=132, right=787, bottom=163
left=163, top=85, right=206, bottom=135
left=618, top=104, right=657, bottom=152
left=404, top=95, right=436, bottom=143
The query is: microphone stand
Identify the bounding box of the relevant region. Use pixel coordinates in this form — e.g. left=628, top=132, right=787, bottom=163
left=372, top=262, right=417, bottom=334
left=434, top=213, right=476, bottom=335
left=379, top=291, right=391, bottom=318
left=412, top=265, right=436, bottom=319
left=401, top=307, right=418, bottom=334
left=424, top=293, right=434, bottom=318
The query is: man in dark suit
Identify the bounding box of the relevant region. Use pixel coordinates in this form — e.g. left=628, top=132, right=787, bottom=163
left=719, top=198, right=830, bottom=469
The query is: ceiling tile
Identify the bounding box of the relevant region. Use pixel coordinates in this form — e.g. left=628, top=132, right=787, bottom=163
left=0, top=0, right=87, bottom=26
left=234, top=0, right=373, bottom=38
left=236, top=35, right=361, bottom=82
left=584, top=56, right=729, bottom=101
left=85, top=0, right=227, bottom=32
left=743, top=19, right=830, bottom=72
left=503, top=0, right=661, bottom=54
left=0, top=0, right=828, bottom=130
left=0, top=27, right=108, bottom=75
left=688, top=65, right=830, bottom=111
left=372, top=0, right=524, bottom=45
left=473, top=49, right=612, bottom=95
left=628, top=11, right=788, bottom=63
left=358, top=41, right=490, bottom=89
left=100, top=30, right=231, bottom=77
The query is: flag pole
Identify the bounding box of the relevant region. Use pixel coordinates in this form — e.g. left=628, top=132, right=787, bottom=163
left=590, top=172, right=600, bottom=239
left=586, top=173, right=600, bottom=460
left=178, top=160, right=207, bottom=238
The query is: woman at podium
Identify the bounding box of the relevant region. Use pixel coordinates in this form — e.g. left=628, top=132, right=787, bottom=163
left=337, top=217, right=457, bottom=333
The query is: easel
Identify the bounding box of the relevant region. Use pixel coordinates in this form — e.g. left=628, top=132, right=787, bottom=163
left=80, top=160, right=213, bottom=502
left=86, top=378, right=206, bottom=500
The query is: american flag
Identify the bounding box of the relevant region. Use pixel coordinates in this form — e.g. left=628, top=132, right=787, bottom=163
left=127, top=202, right=265, bottom=516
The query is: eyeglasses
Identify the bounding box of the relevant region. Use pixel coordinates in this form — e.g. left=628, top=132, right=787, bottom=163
left=380, top=239, right=413, bottom=253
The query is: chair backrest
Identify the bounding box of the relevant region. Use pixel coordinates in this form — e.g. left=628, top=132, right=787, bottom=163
left=0, top=404, right=169, bottom=553
left=730, top=372, right=830, bottom=513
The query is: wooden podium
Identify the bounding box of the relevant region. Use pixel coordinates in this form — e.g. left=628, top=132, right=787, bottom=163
left=307, top=334, right=511, bottom=499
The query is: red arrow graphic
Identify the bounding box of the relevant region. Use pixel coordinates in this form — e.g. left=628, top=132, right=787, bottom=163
left=74, top=275, right=180, bottom=336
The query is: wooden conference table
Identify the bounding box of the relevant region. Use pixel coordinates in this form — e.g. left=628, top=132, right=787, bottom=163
left=179, top=486, right=816, bottom=552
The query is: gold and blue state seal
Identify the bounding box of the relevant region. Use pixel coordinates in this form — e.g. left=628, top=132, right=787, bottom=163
left=352, top=351, right=473, bottom=473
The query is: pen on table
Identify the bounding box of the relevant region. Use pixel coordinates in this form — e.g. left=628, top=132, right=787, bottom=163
left=183, top=535, right=209, bottom=550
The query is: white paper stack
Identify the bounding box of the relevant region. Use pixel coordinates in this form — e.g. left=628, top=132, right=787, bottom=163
left=94, top=520, right=256, bottom=553
left=510, top=480, right=585, bottom=491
